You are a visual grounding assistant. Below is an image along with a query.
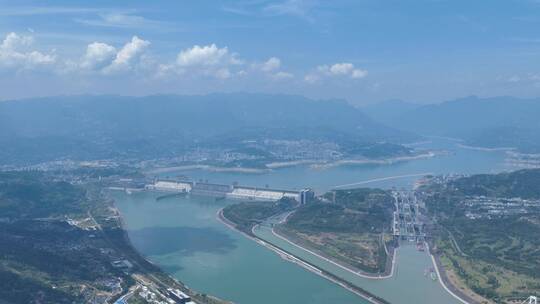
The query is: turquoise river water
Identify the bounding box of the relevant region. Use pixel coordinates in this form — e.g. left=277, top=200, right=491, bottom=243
left=113, top=139, right=508, bottom=304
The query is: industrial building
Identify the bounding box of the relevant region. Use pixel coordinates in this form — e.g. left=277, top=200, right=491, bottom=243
left=191, top=182, right=233, bottom=198
left=228, top=186, right=299, bottom=201
left=145, top=180, right=192, bottom=193
left=167, top=288, right=194, bottom=304
left=299, top=188, right=315, bottom=204
left=145, top=178, right=314, bottom=203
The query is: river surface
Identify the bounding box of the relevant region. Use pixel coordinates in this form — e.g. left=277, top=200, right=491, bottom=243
left=113, top=139, right=508, bottom=304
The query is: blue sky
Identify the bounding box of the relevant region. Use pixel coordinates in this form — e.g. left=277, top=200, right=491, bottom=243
left=1, top=0, right=539, bottom=104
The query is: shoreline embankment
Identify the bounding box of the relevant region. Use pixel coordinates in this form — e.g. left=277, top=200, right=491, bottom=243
left=217, top=208, right=392, bottom=304
left=145, top=151, right=438, bottom=176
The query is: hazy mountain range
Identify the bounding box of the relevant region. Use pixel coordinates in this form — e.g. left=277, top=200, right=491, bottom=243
left=0, top=93, right=415, bottom=165
left=363, top=96, right=540, bottom=153
left=3, top=93, right=539, bottom=166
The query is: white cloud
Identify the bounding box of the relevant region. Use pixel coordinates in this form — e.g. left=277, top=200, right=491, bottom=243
left=254, top=57, right=294, bottom=80
left=351, top=69, right=368, bottom=79
left=329, top=63, right=354, bottom=75
left=261, top=57, right=281, bottom=72
left=305, top=62, right=368, bottom=83
left=0, top=31, right=369, bottom=90
left=80, top=42, right=117, bottom=70
left=113, top=36, right=150, bottom=66
left=2, top=32, right=33, bottom=50
left=177, top=44, right=230, bottom=67
left=75, top=36, right=152, bottom=75
left=103, top=36, right=150, bottom=74
left=0, top=32, right=55, bottom=70
left=324, top=63, right=367, bottom=78
left=156, top=43, right=245, bottom=79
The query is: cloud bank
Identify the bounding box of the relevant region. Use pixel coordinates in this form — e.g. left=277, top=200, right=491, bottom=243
left=0, top=32, right=367, bottom=86
left=0, top=32, right=55, bottom=71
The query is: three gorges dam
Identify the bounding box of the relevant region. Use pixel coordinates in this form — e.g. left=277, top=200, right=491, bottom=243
left=142, top=179, right=315, bottom=204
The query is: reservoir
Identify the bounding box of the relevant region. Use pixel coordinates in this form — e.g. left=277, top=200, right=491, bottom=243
left=113, top=139, right=508, bottom=304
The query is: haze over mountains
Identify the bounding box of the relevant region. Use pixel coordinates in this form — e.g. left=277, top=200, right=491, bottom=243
left=363, top=96, right=540, bottom=153
left=0, top=93, right=414, bottom=165
left=2, top=93, right=540, bottom=167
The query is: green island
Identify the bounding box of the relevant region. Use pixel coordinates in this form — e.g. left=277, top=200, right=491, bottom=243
left=0, top=171, right=229, bottom=304
left=222, top=188, right=395, bottom=275
left=420, top=169, right=540, bottom=303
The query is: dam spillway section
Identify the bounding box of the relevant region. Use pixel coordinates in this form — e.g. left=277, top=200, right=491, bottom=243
left=144, top=178, right=314, bottom=204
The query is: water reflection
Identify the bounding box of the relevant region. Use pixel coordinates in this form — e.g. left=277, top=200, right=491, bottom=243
left=129, top=226, right=237, bottom=256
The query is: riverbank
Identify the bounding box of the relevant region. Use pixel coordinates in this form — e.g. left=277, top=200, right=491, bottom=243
left=427, top=243, right=482, bottom=304
left=457, top=144, right=516, bottom=152
left=220, top=192, right=481, bottom=304
left=310, top=152, right=436, bottom=170
left=271, top=226, right=396, bottom=280
left=217, top=208, right=392, bottom=304
left=111, top=197, right=232, bottom=304
left=266, top=160, right=320, bottom=169
left=146, top=164, right=270, bottom=175
left=271, top=210, right=396, bottom=278
left=113, top=138, right=507, bottom=304
left=145, top=151, right=438, bottom=176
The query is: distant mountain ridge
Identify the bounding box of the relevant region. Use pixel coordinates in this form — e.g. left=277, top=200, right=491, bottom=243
left=361, top=99, right=421, bottom=126
left=0, top=93, right=416, bottom=165
left=364, top=96, right=540, bottom=153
